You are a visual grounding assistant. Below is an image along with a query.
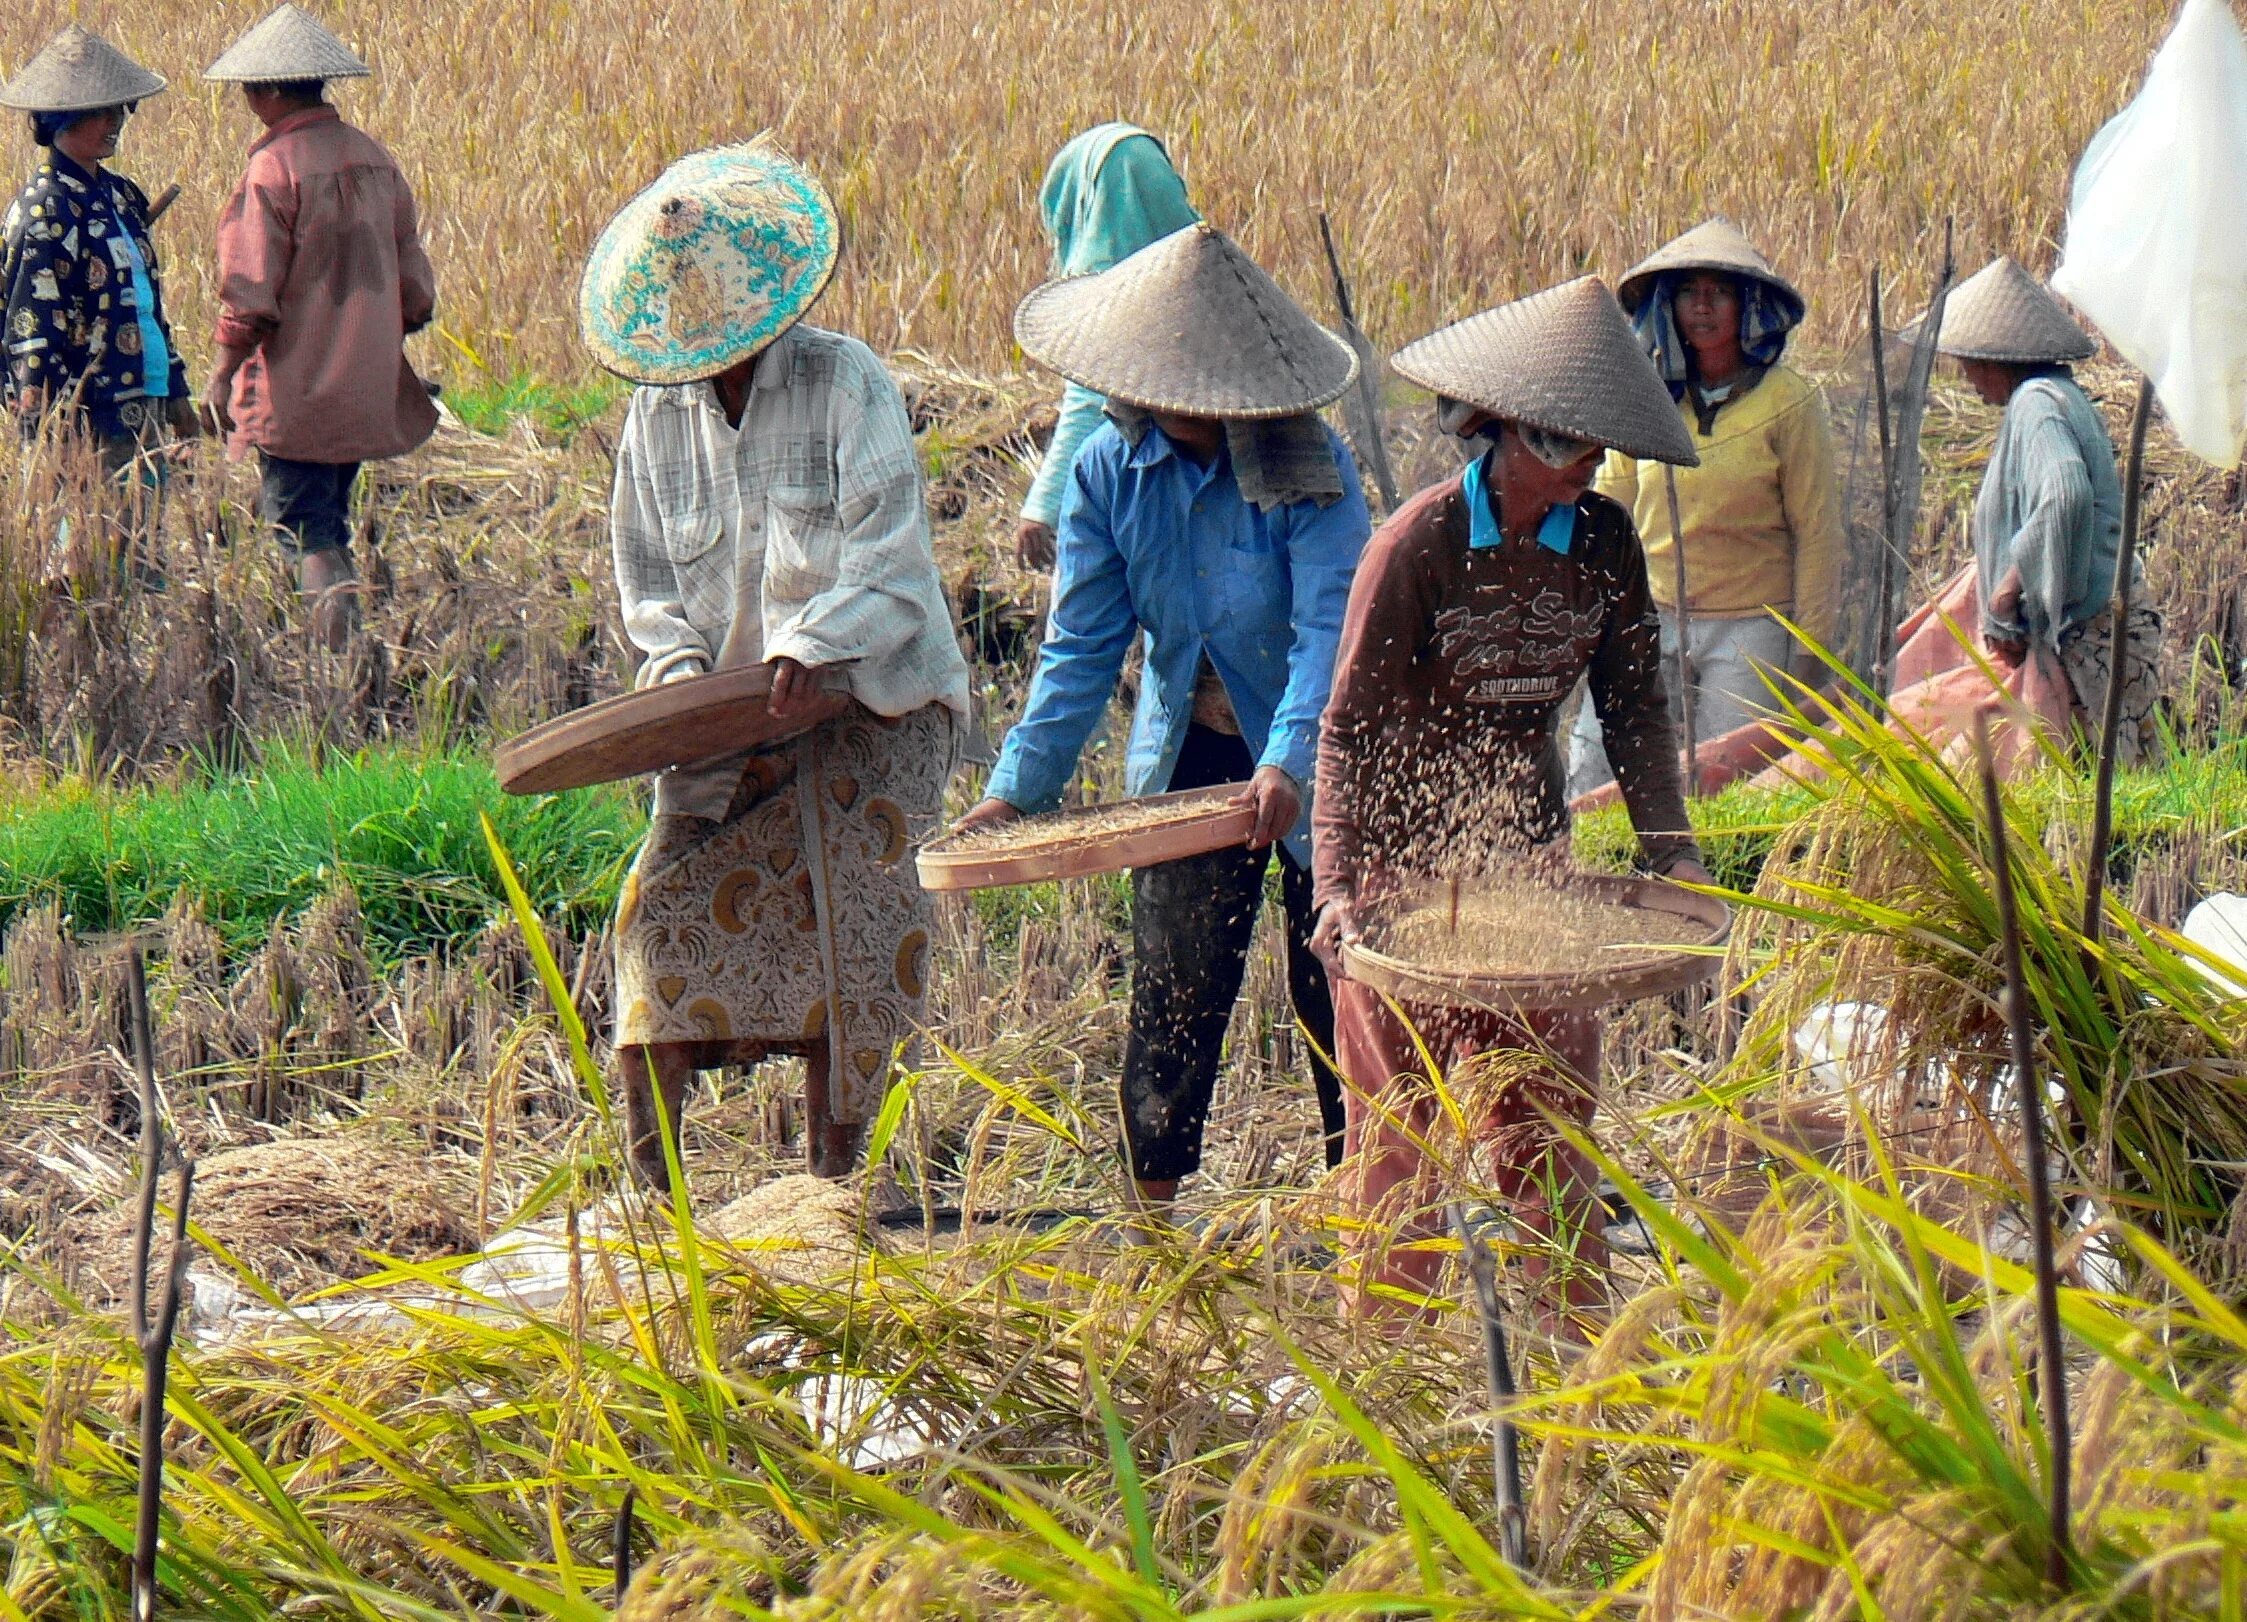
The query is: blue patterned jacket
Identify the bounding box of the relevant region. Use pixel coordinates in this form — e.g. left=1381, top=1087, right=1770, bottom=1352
left=2, top=150, right=186, bottom=437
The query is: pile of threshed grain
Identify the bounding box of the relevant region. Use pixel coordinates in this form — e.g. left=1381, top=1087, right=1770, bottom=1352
left=66, top=1134, right=479, bottom=1303
left=707, top=1174, right=887, bottom=1288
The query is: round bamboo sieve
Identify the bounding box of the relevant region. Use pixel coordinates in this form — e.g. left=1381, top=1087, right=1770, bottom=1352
left=917, top=784, right=1258, bottom=891
left=1341, top=872, right=1730, bottom=1013
left=495, top=665, right=850, bottom=795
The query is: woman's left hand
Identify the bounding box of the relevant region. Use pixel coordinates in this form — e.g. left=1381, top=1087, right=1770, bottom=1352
left=1665, top=856, right=1716, bottom=888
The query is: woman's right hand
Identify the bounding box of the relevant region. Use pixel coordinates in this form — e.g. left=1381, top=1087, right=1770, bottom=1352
left=1013, top=519, right=1056, bottom=571
left=952, top=797, right=1022, bottom=836
left=1310, top=899, right=1357, bottom=978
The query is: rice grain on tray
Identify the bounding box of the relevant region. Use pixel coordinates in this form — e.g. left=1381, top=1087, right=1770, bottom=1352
left=929, top=794, right=1242, bottom=855
left=1368, top=880, right=1704, bottom=975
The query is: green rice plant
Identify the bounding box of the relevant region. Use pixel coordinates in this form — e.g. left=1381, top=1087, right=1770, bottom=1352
left=1688, top=665, right=2247, bottom=1256
left=0, top=745, right=640, bottom=960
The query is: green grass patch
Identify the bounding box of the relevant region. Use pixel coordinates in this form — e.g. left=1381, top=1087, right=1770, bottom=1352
left=440, top=370, right=626, bottom=440
left=0, top=745, right=641, bottom=960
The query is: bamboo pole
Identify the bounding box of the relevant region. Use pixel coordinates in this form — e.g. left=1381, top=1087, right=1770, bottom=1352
left=1973, top=710, right=2072, bottom=1590
left=1447, top=1204, right=1528, bottom=1572
left=1868, top=269, right=1901, bottom=692
left=2083, top=376, right=2155, bottom=947
left=133, top=1162, right=194, bottom=1622
left=1317, top=212, right=1398, bottom=514
left=613, top=1484, right=638, bottom=1601
left=125, top=948, right=195, bottom=1622
left=1662, top=463, right=1696, bottom=792
left=126, top=946, right=160, bottom=1346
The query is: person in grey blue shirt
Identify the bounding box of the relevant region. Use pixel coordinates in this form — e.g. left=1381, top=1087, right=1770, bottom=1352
left=954, top=222, right=1371, bottom=1210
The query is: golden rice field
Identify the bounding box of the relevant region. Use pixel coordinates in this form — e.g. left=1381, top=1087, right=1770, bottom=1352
left=2, top=0, right=2178, bottom=385
left=13, top=4, right=2247, bottom=1617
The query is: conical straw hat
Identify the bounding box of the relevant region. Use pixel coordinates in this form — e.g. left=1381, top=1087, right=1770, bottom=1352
left=204, top=4, right=371, bottom=83
left=579, top=140, right=841, bottom=385
left=1013, top=222, right=1357, bottom=419
left=0, top=25, right=166, bottom=113
left=1911, top=257, right=2096, bottom=363
left=1391, top=277, right=1701, bottom=466
left=1615, top=216, right=1805, bottom=326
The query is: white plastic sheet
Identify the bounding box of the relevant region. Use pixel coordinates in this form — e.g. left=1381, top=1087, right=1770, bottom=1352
left=2052, top=0, right=2247, bottom=468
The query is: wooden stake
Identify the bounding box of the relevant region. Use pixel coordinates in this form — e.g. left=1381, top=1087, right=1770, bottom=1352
left=1868, top=269, right=1901, bottom=692
left=1448, top=1204, right=1528, bottom=1570
left=613, top=1484, right=637, bottom=1601
left=1661, top=463, right=1696, bottom=792
left=1318, top=212, right=1399, bottom=513
left=133, top=1160, right=194, bottom=1622
left=2083, top=375, right=2155, bottom=948
left=1448, top=874, right=1461, bottom=936
left=126, top=946, right=159, bottom=1347
left=1973, top=710, right=2072, bottom=1590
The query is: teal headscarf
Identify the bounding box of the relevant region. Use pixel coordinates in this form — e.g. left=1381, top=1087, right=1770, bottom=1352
left=1021, top=124, right=1200, bottom=528
left=1037, top=123, right=1198, bottom=276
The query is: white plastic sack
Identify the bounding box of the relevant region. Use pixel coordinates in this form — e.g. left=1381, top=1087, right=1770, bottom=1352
left=2181, top=892, right=2247, bottom=998
left=2052, top=0, right=2247, bottom=469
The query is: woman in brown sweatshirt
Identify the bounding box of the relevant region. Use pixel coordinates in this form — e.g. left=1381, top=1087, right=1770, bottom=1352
left=1310, top=278, right=1710, bottom=1330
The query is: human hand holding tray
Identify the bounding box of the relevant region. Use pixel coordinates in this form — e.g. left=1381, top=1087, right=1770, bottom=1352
left=494, top=665, right=852, bottom=795
left=917, top=785, right=1259, bottom=891
left=1341, top=871, right=1730, bottom=1014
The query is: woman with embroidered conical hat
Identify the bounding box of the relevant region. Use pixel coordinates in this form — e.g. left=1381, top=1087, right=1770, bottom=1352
left=2, top=24, right=197, bottom=558
left=950, top=222, right=1371, bottom=1207
left=1566, top=219, right=1845, bottom=798
left=583, top=141, right=969, bottom=1193
left=1309, top=277, right=1712, bottom=1331
left=1011, top=123, right=1199, bottom=570
left=203, top=3, right=435, bottom=652
left=1900, top=257, right=2159, bottom=761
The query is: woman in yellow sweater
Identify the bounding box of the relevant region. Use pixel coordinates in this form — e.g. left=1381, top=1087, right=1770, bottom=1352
left=1567, top=218, right=1843, bottom=797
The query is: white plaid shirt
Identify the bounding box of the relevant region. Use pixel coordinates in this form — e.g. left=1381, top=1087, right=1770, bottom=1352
left=610, top=324, right=969, bottom=815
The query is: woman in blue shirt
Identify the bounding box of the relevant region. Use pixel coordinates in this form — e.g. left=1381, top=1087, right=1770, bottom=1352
left=957, top=222, right=1369, bottom=1209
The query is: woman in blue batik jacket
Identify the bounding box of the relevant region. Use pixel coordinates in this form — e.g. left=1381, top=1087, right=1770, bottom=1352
left=2, top=24, right=197, bottom=497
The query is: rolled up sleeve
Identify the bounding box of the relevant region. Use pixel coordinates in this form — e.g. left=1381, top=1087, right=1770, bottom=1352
left=393, top=176, right=436, bottom=334
left=1021, top=381, right=1106, bottom=528
left=213, top=166, right=295, bottom=348
left=611, top=403, right=710, bottom=688
left=984, top=448, right=1138, bottom=813
left=763, top=351, right=934, bottom=672
left=1776, top=385, right=1846, bottom=657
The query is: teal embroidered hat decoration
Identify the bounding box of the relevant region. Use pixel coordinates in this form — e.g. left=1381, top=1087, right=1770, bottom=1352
left=579, top=139, right=841, bottom=385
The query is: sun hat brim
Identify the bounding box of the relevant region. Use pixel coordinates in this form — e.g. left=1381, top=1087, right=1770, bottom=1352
left=0, top=26, right=166, bottom=114
left=1615, top=217, right=1806, bottom=330
left=578, top=141, right=842, bottom=386
left=1392, top=276, right=1700, bottom=466
left=203, top=2, right=372, bottom=82
left=1013, top=222, right=1357, bottom=420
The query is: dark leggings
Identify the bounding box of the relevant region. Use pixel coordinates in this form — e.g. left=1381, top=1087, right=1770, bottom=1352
left=1120, top=726, right=1344, bottom=1182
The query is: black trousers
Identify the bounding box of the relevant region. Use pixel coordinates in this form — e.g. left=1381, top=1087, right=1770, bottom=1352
left=1121, top=726, right=1344, bottom=1182
left=259, top=452, right=361, bottom=558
